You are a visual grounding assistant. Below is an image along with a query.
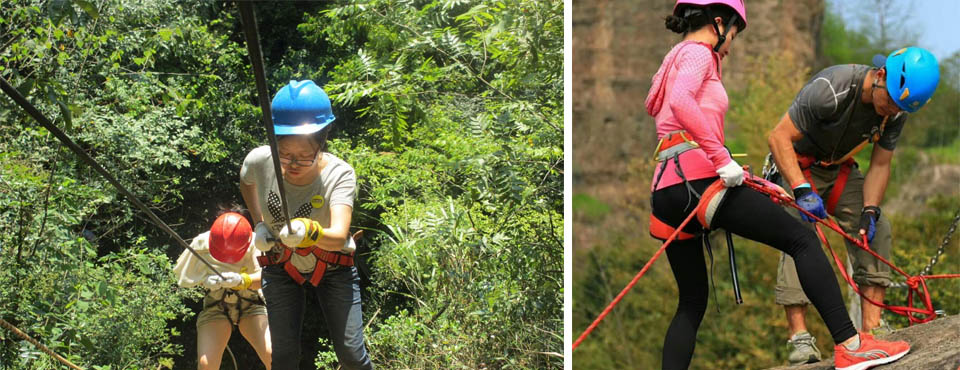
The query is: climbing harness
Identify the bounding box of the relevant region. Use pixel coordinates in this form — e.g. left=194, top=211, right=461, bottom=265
left=762, top=115, right=887, bottom=215
left=257, top=245, right=355, bottom=286
left=204, top=289, right=267, bottom=325
left=651, top=130, right=704, bottom=211
left=649, top=130, right=742, bottom=308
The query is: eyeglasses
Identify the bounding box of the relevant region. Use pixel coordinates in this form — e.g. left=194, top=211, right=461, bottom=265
left=278, top=151, right=319, bottom=168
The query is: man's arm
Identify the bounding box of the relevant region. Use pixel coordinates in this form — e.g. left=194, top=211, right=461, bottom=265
left=768, top=113, right=806, bottom=188
left=863, top=144, right=894, bottom=208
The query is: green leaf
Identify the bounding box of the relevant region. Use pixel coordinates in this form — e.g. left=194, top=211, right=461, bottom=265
left=72, top=0, right=99, bottom=19
left=157, top=28, right=173, bottom=41
left=15, top=78, right=36, bottom=96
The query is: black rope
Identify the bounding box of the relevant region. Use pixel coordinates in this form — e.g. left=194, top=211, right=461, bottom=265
left=0, top=76, right=225, bottom=280
left=237, top=1, right=293, bottom=231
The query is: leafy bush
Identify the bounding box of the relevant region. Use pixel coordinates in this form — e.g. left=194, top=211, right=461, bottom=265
left=1, top=0, right=562, bottom=368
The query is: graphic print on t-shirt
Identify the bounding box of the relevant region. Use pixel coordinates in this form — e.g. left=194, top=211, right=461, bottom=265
left=267, top=190, right=313, bottom=226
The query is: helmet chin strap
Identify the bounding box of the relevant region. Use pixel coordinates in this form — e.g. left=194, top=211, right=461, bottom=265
left=704, top=8, right=739, bottom=53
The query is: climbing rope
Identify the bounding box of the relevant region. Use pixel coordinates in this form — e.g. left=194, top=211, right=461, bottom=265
left=572, top=182, right=710, bottom=350
left=237, top=2, right=293, bottom=230
left=0, top=77, right=225, bottom=280
left=573, top=172, right=960, bottom=350
left=0, top=318, right=84, bottom=370
left=744, top=176, right=959, bottom=325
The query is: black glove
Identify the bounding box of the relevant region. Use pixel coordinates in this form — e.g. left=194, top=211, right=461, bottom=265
left=859, top=206, right=881, bottom=243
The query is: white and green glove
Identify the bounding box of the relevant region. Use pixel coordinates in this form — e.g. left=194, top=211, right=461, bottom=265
left=279, top=218, right=324, bottom=248
left=253, top=222, right=276, bottom=252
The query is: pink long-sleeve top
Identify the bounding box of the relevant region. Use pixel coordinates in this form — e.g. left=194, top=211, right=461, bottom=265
left=645, top=41, right=733, bottom=191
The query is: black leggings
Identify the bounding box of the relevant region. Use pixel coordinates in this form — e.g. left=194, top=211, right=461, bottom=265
left=652, top=178, right=857, bottom=370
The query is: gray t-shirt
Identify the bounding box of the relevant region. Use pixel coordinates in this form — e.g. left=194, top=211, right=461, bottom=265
left=788, top=64, right=907, bottom=162
left=240, top=145, right=356, bottom=236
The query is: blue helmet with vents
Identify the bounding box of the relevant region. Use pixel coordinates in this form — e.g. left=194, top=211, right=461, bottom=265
left=872, top=47, right=940, bottom=113
left=271, top=80, right=336, bottom=135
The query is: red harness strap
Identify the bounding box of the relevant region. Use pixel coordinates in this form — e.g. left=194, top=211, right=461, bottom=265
left=257, top=246, right=355, bottom=286
left=650, top=214, right=696, bottom=240
left=649, top=179, right=727, bottom=241
left=695, top=180, right=727, bottom=228
left=797, top=155, right=855, bottom=216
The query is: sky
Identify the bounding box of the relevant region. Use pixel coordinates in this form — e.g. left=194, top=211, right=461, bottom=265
left=832, top=0, right=960, bottom=60
left=911, top=0, right=960, bottom=58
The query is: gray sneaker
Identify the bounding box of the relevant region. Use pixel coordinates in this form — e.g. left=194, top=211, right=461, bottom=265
left=786, top=331, right=822, bottom=365
left=868, top=319, right=894, bottom=337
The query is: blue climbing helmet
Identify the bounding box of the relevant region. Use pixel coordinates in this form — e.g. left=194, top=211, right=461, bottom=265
left=271, top=80, right=336, bottom=135
left=872, top=47, right=940, bottom=113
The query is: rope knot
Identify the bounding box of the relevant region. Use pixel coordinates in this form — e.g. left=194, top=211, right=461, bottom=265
left=906, top=276, right=922, bottom=289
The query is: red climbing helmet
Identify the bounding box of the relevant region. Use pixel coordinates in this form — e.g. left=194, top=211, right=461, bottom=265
left=209, top=212, right=252, bottom=264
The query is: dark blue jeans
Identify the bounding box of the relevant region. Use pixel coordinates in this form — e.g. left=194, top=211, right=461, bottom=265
left=262, top=264, right=373, bottom=370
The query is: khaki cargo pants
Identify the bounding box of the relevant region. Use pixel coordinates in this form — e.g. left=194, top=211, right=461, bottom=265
left=775, top=163, right=892, bottom=306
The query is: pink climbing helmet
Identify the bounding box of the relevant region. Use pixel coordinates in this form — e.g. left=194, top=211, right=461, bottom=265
left=674, top=0, right=747, bottom=31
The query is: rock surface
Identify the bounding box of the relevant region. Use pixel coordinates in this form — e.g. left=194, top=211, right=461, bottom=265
left=765, top=315, right=960, bottom=370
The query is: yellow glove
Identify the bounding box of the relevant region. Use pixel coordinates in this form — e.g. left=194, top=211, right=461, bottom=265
left=279, top=218, right=324, bottom=248
left=229, top=272, right=253, bottom=291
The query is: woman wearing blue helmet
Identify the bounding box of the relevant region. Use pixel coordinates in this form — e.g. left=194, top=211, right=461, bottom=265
left=240, top=80, right=373, bottom=369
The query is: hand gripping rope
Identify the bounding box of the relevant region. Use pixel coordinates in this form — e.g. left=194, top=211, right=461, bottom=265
left=573, top=171, right=960, bottom=350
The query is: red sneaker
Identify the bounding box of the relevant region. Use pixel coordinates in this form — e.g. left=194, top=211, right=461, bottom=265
left=834, top=333, right=910, bottom=370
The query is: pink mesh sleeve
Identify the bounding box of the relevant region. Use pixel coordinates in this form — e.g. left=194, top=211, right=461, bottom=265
left=666, top=47, right=732, bottom=169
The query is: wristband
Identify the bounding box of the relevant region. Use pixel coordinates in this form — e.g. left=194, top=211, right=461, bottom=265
left=231, top=272, right=252, bottom=291
left=862, top=205, right=881, bottom=218
left=792, top=183, right=812, bottom=198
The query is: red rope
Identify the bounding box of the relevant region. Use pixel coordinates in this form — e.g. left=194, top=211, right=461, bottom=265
left=571, top=199, right=702, bottom=350
left=742, top=174, right=956, bottom=325
left=573, top=174, right=960, bottom=351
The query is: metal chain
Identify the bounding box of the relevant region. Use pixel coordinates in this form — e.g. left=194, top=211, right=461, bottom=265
left=919, top=208, right=960, bottom=277
left=890, top=208, right=960, bottom=288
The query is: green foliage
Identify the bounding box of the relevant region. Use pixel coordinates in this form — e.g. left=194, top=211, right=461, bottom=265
left=574, top=2, right=960, bottom=369
left=298, top=1, right=563, bottom=367
left=1, top=0, right=561, bottom=368
left=728, top=53, right=810, bottom=170
left=310, top=1, right=563, bottom=368
left=572, top=193, right=610, bottom=223
left=817, top=9, right=879, bottom=71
